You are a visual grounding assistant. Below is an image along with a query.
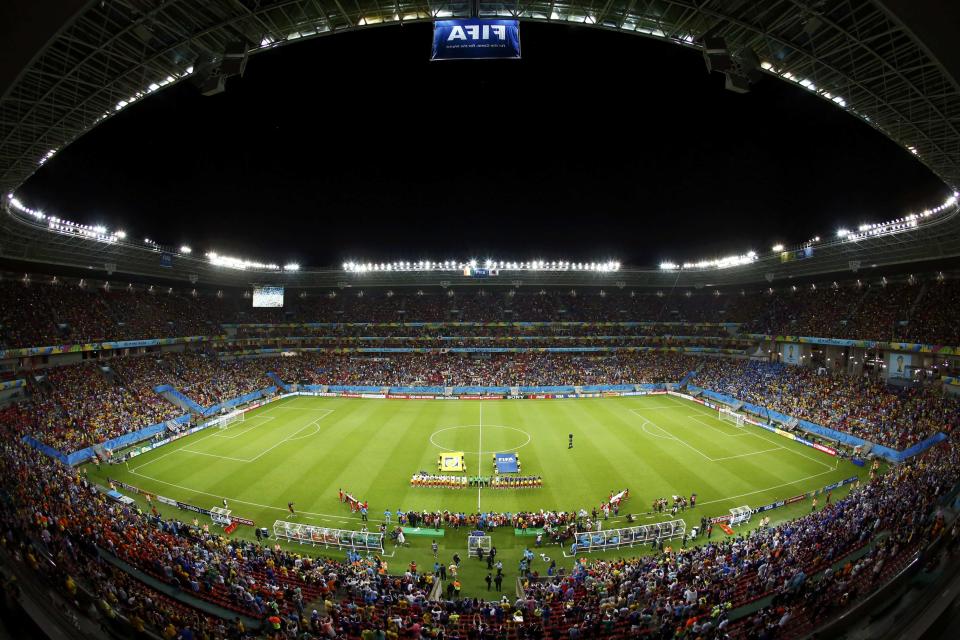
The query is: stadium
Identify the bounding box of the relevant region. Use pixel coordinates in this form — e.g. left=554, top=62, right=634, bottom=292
left=2, top=1, right=960, bottom=640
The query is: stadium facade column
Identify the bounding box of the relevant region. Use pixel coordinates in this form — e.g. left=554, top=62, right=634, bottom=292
left=847, top=347, right=866, bottom=376
left=823, top=346, right=847, bottom=373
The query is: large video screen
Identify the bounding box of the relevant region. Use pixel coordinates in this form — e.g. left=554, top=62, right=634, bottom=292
left=252, top=286, right=284, bottom=308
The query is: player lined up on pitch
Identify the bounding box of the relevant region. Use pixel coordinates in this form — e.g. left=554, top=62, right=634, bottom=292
left=410, top=473, right=468, bottom=488
left=652, top=493, right=697, bottom=515
left=409, top=473, right=543, bottom=489
left=490, top=475, right=542, bottom=489
left=337, top=488, right=369, bottom=520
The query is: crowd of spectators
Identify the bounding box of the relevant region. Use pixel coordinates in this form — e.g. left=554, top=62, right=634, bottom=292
left=159, top=354, right=271, bottom=407
left=2, top=353, right=277, bottom=453
left=7, top=349, right=958, bottom=453
left=21, top=361, right=182, bottom=452
left=692, top=359, right=959, bottom=449
left=264, top=351, right=703, bottom=389
left=2, top=273, right=960, bottom=639
left=4, top=274, right=960, bottom=350
left=543, top=444, right=957, bottom=640
left=230, top=323, right=738, bottom=339
left=0, top=402, right=956, bottom=640
left=0, top=280, right=217, bottom=349
left=222, top=323, right=748, bottom=355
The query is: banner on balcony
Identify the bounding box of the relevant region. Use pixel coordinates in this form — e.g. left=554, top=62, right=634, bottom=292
left=888, top=352, right=912, bottom=379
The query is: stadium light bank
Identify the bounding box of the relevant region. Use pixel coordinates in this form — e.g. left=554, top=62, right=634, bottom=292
left=659, top=252, right=758, bottom=271
left=341, top=260, right=620, bottom=273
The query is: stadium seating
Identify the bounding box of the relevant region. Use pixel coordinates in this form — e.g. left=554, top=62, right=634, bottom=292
left=692, top=359, right=958, bottom=449
left=2, top=272, right=960, bottom=640
left=4, top=275, right=960, bottom=349
left=8, top=349, right=957, bottom=453
left=0, top=418, right=954, bottom=640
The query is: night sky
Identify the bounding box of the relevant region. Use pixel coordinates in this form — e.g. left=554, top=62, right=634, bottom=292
left=18, top=22, right=949, bottom=269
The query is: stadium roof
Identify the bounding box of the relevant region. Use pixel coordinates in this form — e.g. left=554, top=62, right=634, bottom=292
left=1, top=0, right=960, bottom=287
left=3, top=192, right=960, bottom=289
left=2, top=0, right=959, bottom=195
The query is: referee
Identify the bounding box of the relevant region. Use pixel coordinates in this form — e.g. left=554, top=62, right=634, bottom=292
left=568, top=433, right=573, bottom=449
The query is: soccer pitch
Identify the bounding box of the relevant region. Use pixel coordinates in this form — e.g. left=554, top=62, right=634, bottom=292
left=88, top=394, right=861, bottom=597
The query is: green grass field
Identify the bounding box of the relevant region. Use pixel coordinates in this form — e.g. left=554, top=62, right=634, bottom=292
left=87, top=394, right=861, bottom=598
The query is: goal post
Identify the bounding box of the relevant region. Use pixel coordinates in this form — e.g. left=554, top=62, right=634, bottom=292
left=210, top=507, right=232, bottom=526
left=729, top=506, right=752, bottom=526
left=719, top=408, right=745, bottom=428
left=219, top=410, right=245, bottom=429
left=467, top=534, right=492, bottom=557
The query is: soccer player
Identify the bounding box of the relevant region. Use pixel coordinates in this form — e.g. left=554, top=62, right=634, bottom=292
left=568, top=433, right=573, bottom=449
left=287, top=502, right=296, bottom=518
left=432, top=540, right=439, bottom=558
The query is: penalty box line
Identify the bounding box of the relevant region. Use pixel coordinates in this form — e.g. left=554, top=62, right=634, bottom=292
left=685, top=415, right=752, bottom=438
left=602, top=466, right=838, bottom=527
left=125, top=467, right=361, bottom=526
left=631, top=409, right=785, bottom=463
left=677, top=398, right=836, bottom=471
left=213, top=415, right=276, bottom=440
left=177, top=409, right=333, bottom=463
left=632, top=409, right=713, bottom=461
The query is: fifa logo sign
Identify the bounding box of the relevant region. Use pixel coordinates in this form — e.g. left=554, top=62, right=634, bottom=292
left=447, top=24, right=507, bottom=41
left=432, top=19, right=520, bottom=60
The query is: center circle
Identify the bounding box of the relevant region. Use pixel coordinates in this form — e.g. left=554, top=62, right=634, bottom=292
left=429, top=424, right=532, bottom=454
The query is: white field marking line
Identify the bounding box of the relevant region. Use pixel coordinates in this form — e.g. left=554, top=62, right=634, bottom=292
left=151, top=414, right=324, bottom=463
left=138, top=407, right=330, bottom=468
left=626, top=405, right=678, bottom=410
left=129, top=427, right=223, bottom=473
left=709, top=447, right=785, bottom=461
left=126, top=467, right=359, bottom=525
left=213, top=415, right=276, bottom=439
left=178, top=449, right=254, bottom=463
left=262, top=395, right=300, bottom=408
left=246, top=409, right=333, bottom=462
left=601, top=468, right=839, bottom=527
left=681, top=400, right=835, bottom=471
left=429, top=424, right=532, bottom=454
left=284, top=423, right=322, bottom=442
left=640, top=421, right=676, bottom=440
left=478, top=402, right=483, bottom=512
left=685, top=415, right=752, bottom=438
left=632, top=409, right=784, bottom=464
left=630, top=409, right=713, bottom=461
left=694, top=469, right=836, bottom=507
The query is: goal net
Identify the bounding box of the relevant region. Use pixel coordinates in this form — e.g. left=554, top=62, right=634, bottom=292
left=468, top=534, right=492, bottom=557
left=729, top=506, right=752, bottom=526
left=219, top=410, right=244, bottom=429
left=719, top=408, right=745, bottom=428
left=209, top=507, right=232, bottom=526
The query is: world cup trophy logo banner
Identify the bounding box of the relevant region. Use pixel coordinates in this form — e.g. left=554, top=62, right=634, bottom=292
left=432, top=20, right=521, bottom=60
left=439, top=451, right=465, bottom=472
left=888, top=352, right=911, bottom=379
left=781, top=343, right=800, bottom=364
